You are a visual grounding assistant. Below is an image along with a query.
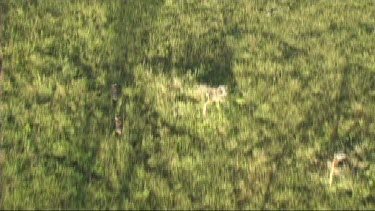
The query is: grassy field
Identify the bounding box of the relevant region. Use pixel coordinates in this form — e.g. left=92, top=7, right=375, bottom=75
left=0, top=0, right=375, bottom=209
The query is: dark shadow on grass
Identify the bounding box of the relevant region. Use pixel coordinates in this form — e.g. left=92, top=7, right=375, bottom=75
left=260, top=30, right=309, bottom=61
left=42, top=152, right=114, bottom=191
left=330, top=62, right=374, bottom=152
left=106, top=0, right=164, bottom=86
left=105, top=1, right=166, bottom=207
left=175, top=33, right=237, bottom=89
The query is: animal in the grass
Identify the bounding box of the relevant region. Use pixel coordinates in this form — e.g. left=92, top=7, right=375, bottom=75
left=194, top=85, right=228, bottom=116
left=111, top=83, right=122, bottom=106
left=115, top=115, right=123, bottom=136
left=206, top=85, right=228, bottom=103
left=328, top=152, right=349, bottom=186
left=172, top=77, right=183, bottom=90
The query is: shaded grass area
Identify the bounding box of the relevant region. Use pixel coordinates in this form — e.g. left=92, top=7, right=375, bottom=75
left=1, top=0, right=375, bottom=209
left=0, top=0, right=8, bottom=208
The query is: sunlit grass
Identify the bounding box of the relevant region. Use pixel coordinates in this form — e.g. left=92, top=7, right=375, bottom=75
left=0, top=0, right=374, bottom=209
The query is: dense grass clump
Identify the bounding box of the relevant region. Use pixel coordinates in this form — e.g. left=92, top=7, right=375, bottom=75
left=0, top=0, right=374, bottom=209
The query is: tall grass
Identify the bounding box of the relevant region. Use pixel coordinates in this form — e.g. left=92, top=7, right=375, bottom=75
left=0, top=0, right=374, bottom=209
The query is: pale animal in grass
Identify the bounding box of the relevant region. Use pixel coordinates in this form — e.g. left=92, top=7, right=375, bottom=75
left=328, top=152, right=348, bottom=186
left=115, top=115, right=123, bottom=136
left=195, top=85, right=228, bottom=116
left=172, top=77, right=183, bottom=90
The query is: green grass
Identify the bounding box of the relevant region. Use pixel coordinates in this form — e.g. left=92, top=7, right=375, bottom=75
left=1, top=0, right=375, bottom=209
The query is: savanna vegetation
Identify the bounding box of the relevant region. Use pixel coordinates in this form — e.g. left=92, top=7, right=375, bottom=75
left=0, top=0, right=374, bottom=209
